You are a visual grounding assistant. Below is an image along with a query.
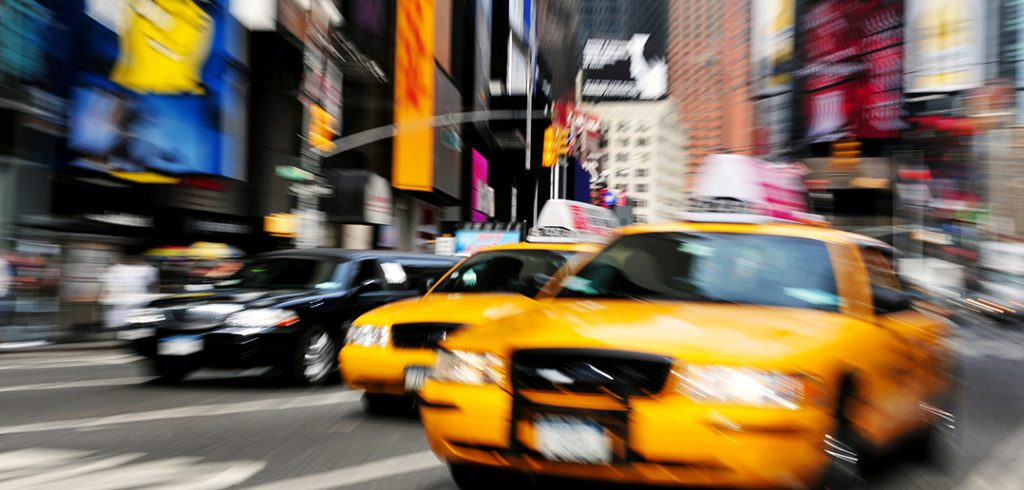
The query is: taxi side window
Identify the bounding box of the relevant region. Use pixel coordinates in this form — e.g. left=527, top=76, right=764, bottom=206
left=861, top=246, right=911, bottom=313
left=861, top=247, right=902, bottom=290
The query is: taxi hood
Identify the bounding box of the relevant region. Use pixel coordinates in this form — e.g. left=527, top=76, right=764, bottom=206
left=355, top=293, right=541, bottom=327
left=445, top=300, right=863, bottom=364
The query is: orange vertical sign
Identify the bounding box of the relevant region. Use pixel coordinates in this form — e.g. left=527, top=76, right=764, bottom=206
left=393, top=0, right=436, bottom=191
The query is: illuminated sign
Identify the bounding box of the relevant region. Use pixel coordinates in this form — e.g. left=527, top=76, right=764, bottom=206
left=582, top=34, right=667, bottom=100
left=905, top=0, right=986, bottom=93
left=392, top=0, right=436, bottom=191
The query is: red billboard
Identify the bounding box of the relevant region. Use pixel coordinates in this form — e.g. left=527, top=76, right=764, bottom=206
left=800, top=0, right=904, bottom=142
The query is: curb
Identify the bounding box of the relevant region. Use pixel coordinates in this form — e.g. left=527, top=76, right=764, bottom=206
left=0, top=340, right=126, bottom=354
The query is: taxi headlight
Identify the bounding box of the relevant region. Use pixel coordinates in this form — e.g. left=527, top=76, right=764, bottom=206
left=674, top=365, right=804, bottom=409
left=225, top=308, right=300, bottom=328
left=124, top=308, right=165, bottom=325
left=345, top=324, right=390, bottom=347
left=432, top=350, right=505, bottom=385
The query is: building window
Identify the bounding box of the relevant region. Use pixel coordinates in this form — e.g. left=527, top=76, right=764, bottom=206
left=633, top=214, right=647, bottom=224
left=616, top=153, right=629, bottom=162
left=634, top=198, right=647, bottom=208
left=637, top=121, right=651, bottom=132
left=636, top=168, right=649, bottom=177
left=615, top=167, right=630, bottom=177
left=635, top=183, right=648, bottom=193
left=636, top=137, right=649, bottom=146
left=618, top=137, right=630, bottom=147
left=615, top=183, right=628, bottom=191
left=617, top=121, right=632, bottom=132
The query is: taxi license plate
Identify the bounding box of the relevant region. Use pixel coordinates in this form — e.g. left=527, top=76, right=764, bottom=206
left=535, top=416, right=611, bottom=464
left=158, top=335, right=203, bottom=356
left=404, top=366, right=432, bottom=392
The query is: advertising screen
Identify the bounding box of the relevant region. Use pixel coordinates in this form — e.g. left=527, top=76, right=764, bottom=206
left=65, top=0, right=245, bottom=179
left=582, top=33, right=667, bottom=100
left=800, top=0, right=904, bottom=142
left=455, top=230, right=521, bottom=255
left=905, top=0, right=986, bottom=93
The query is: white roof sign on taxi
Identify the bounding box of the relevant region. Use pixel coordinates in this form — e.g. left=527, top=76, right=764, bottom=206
left=527, top=199, right=617, bottom=243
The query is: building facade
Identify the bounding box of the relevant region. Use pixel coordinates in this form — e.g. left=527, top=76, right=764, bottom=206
left=583, top=100, right=688, bottom=224
left=667, top=0, right=753, bottom=189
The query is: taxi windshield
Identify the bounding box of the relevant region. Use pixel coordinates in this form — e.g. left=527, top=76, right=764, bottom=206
left=557, top=232, right=840, bottom=311
left=432, top=249, right=576, bottom=297
left=215, top=258, right=342, bottom=290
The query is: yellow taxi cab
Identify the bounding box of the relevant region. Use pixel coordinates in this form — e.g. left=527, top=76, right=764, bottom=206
left=341, top=200, right=616, bottom=413
left=418, top=215, right=960, bottom=489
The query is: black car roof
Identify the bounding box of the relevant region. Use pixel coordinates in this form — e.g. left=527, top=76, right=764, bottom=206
left=255, top=248, right=458, bottom=265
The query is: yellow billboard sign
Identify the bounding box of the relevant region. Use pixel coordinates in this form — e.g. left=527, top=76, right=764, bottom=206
left=392, top=0, right=436, bottom=191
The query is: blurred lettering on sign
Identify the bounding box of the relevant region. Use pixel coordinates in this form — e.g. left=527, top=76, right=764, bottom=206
left=393, top=0, right=436, bottom=191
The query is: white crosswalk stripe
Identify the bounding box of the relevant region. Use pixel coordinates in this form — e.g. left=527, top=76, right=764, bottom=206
left=0, top=390, right=362, bottom=435
left=0, top=449, right=265, bottom=490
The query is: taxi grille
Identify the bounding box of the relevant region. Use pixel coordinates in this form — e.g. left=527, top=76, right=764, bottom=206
left=511, top=349, right=673, bottom=397
left=390, top=323, right=462, bottom=349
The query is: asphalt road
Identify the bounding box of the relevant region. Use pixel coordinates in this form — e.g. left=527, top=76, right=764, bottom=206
left=0, top=317, right=1023, bottom=489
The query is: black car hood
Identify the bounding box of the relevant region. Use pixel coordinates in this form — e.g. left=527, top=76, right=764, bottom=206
left=148, top=288, right=333, bottom=310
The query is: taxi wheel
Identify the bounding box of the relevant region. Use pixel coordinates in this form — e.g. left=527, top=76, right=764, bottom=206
left=287, top=326, right=338, bottom=385
left=909, top=372, right=962, bottom=471
left=362, top=393, right=414, bottom=416
left=819, top=384, right=865, bottom=489
left=448, top=463, right=529, bottom=489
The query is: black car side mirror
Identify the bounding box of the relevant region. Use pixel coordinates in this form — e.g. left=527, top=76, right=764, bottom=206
left=873, top=286, right=912, bottom=315
left=357, top=277, right=385, bottom=294
left=533, top=273, right=553, bottom=292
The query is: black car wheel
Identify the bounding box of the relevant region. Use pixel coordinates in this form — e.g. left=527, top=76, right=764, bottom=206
left=287, top=326, right=337, bottom=385
left=149, top=359, right=192, bottom=384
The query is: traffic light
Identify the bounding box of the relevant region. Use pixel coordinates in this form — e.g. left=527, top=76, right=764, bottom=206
left=831, top=140, right=861, bottom=170
left=556, top=126, right=569, bottom=156
left=308, top=104, right=338, bottom=152
left=542, top=126, right=557, bottom=167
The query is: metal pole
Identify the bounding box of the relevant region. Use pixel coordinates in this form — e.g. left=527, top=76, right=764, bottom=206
left=526, top=2, right=538, bottom=220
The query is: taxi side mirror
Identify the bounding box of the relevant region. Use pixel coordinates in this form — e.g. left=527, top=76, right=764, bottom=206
left=873, top=285, right=912, bottom=315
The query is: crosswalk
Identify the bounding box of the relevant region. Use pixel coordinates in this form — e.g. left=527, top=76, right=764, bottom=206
left=0, top=448, right=265, bottom=490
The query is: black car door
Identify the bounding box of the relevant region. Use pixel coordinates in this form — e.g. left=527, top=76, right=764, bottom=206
left=349, top=259, right=401, bottom=315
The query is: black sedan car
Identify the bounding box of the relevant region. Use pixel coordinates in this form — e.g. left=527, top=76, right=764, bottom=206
left=118, top=249, right=459, bottom=384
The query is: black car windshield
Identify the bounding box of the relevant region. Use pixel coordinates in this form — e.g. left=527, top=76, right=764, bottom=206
left=431, top=249, right=576, bottom=296
left=215, top=258, right=342, bottom=290
left=557, top=232, right=840, bottom=311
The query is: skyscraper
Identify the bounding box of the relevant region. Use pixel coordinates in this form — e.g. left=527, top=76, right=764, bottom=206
left=668, top=0, right=754, bottom=189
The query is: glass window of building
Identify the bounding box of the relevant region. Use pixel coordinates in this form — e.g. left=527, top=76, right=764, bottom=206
left=635, top=183, right=648, bottom=193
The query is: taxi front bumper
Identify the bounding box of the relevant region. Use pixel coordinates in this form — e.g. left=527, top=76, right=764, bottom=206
left=340, top=345, right=438, bottom=395
left=419, top=381, right=834, bottom=489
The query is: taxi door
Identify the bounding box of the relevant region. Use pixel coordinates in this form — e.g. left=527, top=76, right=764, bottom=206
left=861, top=246, right=938, bottom=438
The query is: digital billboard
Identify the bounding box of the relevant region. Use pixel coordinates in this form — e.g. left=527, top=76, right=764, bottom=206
left=752, top=0, right=795, bottom=96
left=582, top=34, right=667, bottom=100
left=392, top=0, right=436, bottom=191
left=799, top=0, right=905, bottom=142
left=65, top=0, right=246, bottom=179
left=905, top=0, right=986, bottom=93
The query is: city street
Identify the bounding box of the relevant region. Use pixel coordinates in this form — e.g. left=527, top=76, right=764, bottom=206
left=0, top=317, right=1023, bottom=490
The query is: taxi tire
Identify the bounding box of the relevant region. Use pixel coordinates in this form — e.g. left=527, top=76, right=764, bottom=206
left=448, top=463, right=528, bottom=489
left=819, top=382, right=866, bottom=490
left=362, top=393, right=414, bottom=416
left=285, top=326, right=339, bottom=386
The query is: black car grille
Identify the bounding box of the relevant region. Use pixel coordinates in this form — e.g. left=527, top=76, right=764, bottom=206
left=390, top=323, right=463, bottom=349
left=511, top=349, right=674, bottom=397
